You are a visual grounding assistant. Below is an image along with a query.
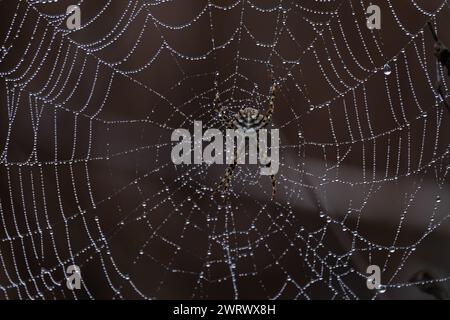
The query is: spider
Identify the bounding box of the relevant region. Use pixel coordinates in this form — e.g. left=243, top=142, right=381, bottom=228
left=213, top=79, right=278, bottom=199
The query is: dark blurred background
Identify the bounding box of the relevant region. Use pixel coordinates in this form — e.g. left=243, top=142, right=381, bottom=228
left=0, top=0, right=449, bottom=299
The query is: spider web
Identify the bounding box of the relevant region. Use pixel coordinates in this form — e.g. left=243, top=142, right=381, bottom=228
left=0, top=0, right=450, bottom=300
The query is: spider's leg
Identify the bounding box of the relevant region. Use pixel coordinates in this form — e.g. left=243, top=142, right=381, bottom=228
left=214, top=124, right=240, bottom=197
left=225, top=118, right=235, bottom=130
left=263, top=79, right=277, bottom=126
left=257, top=143, right=277, bottom=199
left=214, top=92, right=222, bottom=114
left=270, top=174, right=276, bottom=199
left=214, top=147, right=239, bottom=198
left=216, top=160, right=237, bottom=194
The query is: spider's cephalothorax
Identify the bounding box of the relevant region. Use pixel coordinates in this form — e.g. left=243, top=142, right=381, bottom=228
left=213, top=79, right=277, bottom=199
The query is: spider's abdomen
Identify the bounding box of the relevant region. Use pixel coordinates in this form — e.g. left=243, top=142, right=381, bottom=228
left=234, top=108, right=265, bottom=131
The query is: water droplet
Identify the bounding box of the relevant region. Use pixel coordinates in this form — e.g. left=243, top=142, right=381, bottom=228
left=377, top=286, right=387, bottom=294
left=383, top=64, right=392, bottom=75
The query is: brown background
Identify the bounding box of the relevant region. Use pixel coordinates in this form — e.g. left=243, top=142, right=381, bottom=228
left=0, top=0, right=449, bottom=299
